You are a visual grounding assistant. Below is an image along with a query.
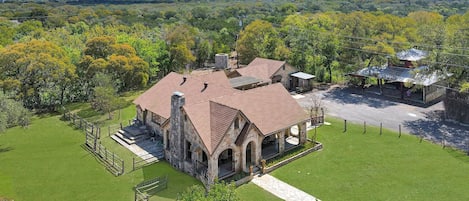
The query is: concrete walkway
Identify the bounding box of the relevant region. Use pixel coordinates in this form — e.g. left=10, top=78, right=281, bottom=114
left=251, top=174, right=320, bottom=201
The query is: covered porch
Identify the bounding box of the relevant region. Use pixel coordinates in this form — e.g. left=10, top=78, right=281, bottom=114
left=261, top=122, right=307, bottom=160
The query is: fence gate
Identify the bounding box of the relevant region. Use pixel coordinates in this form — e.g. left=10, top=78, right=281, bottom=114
left=134, top=176, right=168, bottom=201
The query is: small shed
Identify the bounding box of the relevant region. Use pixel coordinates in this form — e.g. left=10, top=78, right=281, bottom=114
left=290, top=72, right=315, bottom=93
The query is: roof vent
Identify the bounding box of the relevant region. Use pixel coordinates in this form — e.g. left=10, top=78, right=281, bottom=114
left=201, top=82, right=208, bottom=92
left=180, top=76, right=187, bottom=85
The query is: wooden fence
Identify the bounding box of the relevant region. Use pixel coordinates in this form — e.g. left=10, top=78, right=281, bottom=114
left=134, top=176, right=168, bottom=201
left=62, top=110, right=124, bottom=176
left=132, top=153, right=160, bottom=171
left=63, top=112, right=101, bottom=138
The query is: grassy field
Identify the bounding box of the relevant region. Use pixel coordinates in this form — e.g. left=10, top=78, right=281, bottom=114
left=271, top=118, right=469, bottom=201
left=0, top=115, right=200, bottom=201
left=236, top=183, right=283, bottom=201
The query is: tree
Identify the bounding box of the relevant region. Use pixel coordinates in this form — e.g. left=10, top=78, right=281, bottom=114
left=177, top=185, right=205, bottom=201
left=461, top=82, right=469, bottom=93
left=237, top=20, right=284, bottom=64
left=194, top=38, right=212, bottom=68
left=164, top=24, right=197, bottom=72
left=177, top=180, right=239, bottom=201
left=0, top=92, right=31, bottom=132
left=0, top=40, right=76, bottom=109
left=90, top=73, right=126, bottom=120
left=0, top=20, right=15, bottom=47
left=78, top=36, right=149, bottom=94
left=116, top=29, right=169, bottom=81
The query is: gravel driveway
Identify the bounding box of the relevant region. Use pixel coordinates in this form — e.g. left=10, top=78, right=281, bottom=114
left=295, top=86, right=469, bottom=150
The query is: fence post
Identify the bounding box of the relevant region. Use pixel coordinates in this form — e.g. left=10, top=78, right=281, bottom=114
left=466, top=139, right=469, bottom=155
left=343, top=119, right=347, bottom=133
left=363, top=121, right=366, bottom=134
left=398, top=125, right=401, bottom=138
left=108, top=126, right=111, bottom=137
left=129, top=119, right=131, bottom=126
left=105, top=147, right=108, bottom=160
left=93, top=134, right=97, bottom=151
left=121, top=160, right=124, bottom=175
left=133, top=157, right=135, bottom=171
left=379, top=122, right=383, bottom=135
left=314, top=126, right=317, bottom=142
left=120, top=122, right=123, bottom=129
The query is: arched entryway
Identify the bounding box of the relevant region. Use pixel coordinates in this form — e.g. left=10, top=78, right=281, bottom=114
left=286, top=125, right=300, bottom=150
left=218, top=149, right=234, bottom=179
left=245, top=141, right=256, bottom=169
left=261, top=133, right=279, bottom=159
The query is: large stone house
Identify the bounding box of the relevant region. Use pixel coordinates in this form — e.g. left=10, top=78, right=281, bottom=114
left=133, top=71, right=309, bottom=185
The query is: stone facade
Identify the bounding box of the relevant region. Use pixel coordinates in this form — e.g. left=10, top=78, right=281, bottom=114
left=272, top=63, right=297, bottom=90
left=146, top=93, right=308, bottom=185
left=133, top=71, right=309, bottom=187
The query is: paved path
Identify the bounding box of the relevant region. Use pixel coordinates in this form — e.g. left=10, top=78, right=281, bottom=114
left=252, top=174, right=320, bottom=201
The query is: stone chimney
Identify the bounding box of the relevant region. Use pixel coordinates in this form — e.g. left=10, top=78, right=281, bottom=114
left=169, top=91, right=185, bottom=169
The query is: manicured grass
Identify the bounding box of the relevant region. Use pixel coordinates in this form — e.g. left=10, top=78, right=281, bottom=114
left=271, top=118, right=469, bottom=201
left=0, top=116, right=200, bottom=201
left=236, top=183, right=283, bottom=201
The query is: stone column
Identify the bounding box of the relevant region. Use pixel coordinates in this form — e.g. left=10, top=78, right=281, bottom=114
left=207, top=155, right=218, bottom=184
left=299, top=122, right=307, bottom=144
left=278, top=132, right=285, bottom=154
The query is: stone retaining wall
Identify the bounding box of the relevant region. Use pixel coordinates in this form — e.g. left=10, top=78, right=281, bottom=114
left=263, top=142, right=323, bottom=174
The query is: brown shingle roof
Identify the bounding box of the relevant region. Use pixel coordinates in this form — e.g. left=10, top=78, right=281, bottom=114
left=236, top=58, right=286, bottom=81
left=133, top=71, right=236, bottom=119
left=184, top=101, right=239, bottom=155
left=213, top=83, right=309, bottom=135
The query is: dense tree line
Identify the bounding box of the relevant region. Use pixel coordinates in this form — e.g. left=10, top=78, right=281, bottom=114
left=0, top=1, right=468, bottom=111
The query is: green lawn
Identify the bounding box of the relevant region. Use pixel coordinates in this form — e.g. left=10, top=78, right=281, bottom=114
left=236, top=183, right=283, bottom=201
left=271, top=118, right=469, bottom=201
left=0, top=116, right=200, bottom=201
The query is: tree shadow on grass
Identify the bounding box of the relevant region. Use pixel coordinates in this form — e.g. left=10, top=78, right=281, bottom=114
left=444, top=148, right=469, bottom=163
left=0, top=145, right=13, bottom=154
left=322, top=87, right=398, bottom=108
left=403, top=110, right=469, bottom=150
left=77, top=107, right=101, bottom=119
